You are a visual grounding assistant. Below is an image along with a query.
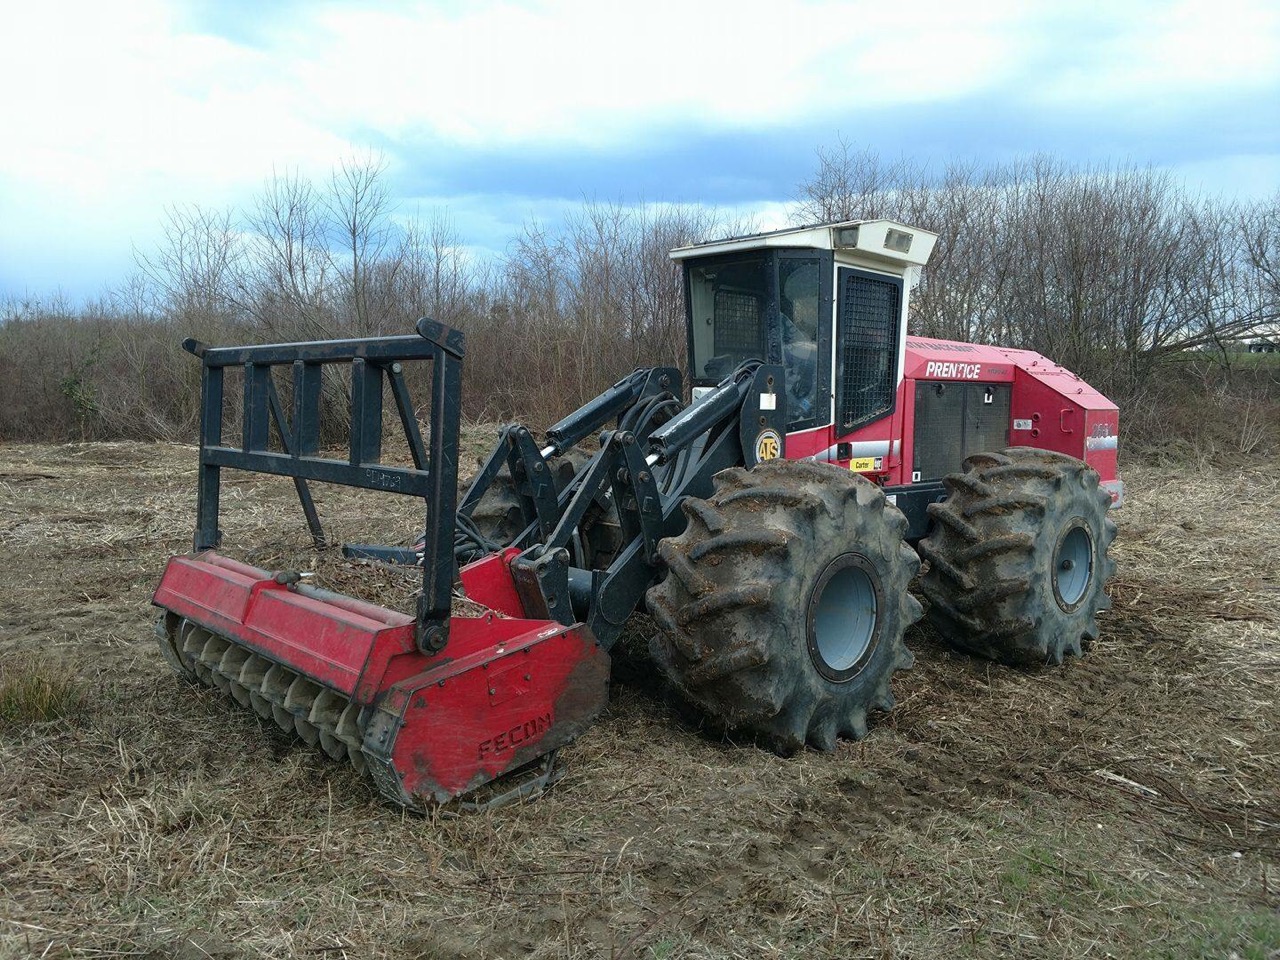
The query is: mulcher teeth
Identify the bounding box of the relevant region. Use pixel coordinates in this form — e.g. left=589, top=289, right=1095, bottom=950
left=173, top=617, right=370, bottom=780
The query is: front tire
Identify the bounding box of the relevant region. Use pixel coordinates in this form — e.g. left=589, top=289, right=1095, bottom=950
left=917, top=447, right=1117, bottom=665
left=646, top=460, right=921, bottom=753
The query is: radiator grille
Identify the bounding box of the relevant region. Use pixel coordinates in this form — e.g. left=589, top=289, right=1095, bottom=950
left=913, top=382, right=1011, bottom=481
left=713, top=290, right=764, bottom=357
left=838, top=272, right=900, bottom=430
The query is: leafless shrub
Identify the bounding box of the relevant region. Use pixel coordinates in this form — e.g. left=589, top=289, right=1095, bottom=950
left=3, top=151, right=1277, bottom=445
left=796, top=146, right=1280, bottom=405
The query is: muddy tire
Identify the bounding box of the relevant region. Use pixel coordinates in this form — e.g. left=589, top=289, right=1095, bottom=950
left=646, top=459, right=921, bottom=753
left=917, top=447, right=1117, bottom=665
left=468, top=449, right=621, bottom=567
left=468, top=451, right=586, bottom=547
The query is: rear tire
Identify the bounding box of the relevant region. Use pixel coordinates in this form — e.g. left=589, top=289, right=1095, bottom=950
left=917, top=447, right=1117, bottom=665
left=468, top=452, right=584, bottom=547
left=646, top=460, right=921, bottom=753
left=468, top=448, right=622, bottom=568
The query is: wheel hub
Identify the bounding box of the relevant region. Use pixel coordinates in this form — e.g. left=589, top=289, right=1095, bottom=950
left=1052, top=522, right=1094, bottom=611
left=807, top=554, right=881, bottom=683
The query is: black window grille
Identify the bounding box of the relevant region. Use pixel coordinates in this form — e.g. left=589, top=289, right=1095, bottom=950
left=837, top=270, right=901, bottom=430
left=713, top=290, right=764, bottom=358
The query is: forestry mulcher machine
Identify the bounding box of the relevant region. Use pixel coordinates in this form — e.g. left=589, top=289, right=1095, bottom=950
left=153, top=219, right=1121, bottom=810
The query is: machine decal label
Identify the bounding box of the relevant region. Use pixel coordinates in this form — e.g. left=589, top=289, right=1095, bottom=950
left=923, top=361, right=982, bottom=380
left=908, top=339, right=976, bottom=352
left=755, top=429, right=782, bottom=461
left=478, top=711, right=552, bottom=758
left=1013, top=418, right=1033, bottom=430
left=849, top=456, right=883, bottom=472
left=759, top=392, right=777, bottom=411
left=885, top=494, right=898, bottom=506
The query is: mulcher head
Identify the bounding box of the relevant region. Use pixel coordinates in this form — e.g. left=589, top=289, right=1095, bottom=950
left=152, top=320, right=610, bottom=811
left=154, top=551, right=610, bottom=809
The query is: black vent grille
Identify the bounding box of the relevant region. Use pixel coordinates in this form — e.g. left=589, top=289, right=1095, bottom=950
left=913, top=383, right=1012, bottom=481
left=713, top=290, right=763, bottom=357
left=838, top=272, right=900, bottom=430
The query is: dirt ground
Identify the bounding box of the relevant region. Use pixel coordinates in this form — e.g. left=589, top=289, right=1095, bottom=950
left=0, top=436, right=1277, bottom=959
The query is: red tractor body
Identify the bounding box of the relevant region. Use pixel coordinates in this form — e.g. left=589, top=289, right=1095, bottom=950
left=785, top=336, right=1120, bottom=503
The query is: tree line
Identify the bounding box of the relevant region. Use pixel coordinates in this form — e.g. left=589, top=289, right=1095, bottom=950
left=0, top=147, right=1276, bottom=448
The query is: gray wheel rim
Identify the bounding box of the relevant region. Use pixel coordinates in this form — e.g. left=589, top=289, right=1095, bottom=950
left=1053, top=522, right=1094, bottom=611
left=809, top=557, right=879, bottom=679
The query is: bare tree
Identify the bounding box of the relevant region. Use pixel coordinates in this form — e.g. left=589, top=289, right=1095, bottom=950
left=137, top=203, right=240, bottom=327
left=325, top=153, right=398, bottom=334
left=242, top=168, right=331, bottom=339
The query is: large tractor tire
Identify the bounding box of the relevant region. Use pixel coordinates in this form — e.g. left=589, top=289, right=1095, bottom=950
left=468, top=448, right=621, bottom=568
left=468, top=449, right=587, bottom=547
left=917, top=447, right=1117, bottom=665
left=646, top=459, right=922, bottom=753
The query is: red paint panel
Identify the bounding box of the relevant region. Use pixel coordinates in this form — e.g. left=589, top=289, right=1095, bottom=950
left=152, top=554, right=265, bottom=624
left=459, top=549, right=526, bottom=618
left=382, top=622, right=610, bottom=804
left=1010, top=368, right=1119, bottom=484
left=153, top=553, right=416, bottom=700
left=905, top=336, right=1018, bottom=382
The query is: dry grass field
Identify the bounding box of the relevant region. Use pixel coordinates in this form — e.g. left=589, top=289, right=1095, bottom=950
left=0, top=435, right=1277, bottom=959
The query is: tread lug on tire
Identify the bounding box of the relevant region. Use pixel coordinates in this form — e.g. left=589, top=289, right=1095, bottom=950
left=646, top=459, right=921, bottom=754
left=918, top=446, right=1117, bottom=665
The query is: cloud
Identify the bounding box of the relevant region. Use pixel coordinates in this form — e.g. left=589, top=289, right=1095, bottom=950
left=0, top=0, right=1277, bottom=300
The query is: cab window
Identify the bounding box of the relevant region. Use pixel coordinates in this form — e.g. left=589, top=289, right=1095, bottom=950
left=687, top=256, right=768, bottom=381
left=779, top=257, right=821, bottom=425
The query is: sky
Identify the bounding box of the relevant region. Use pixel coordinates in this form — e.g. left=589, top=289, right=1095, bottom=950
left=1, top=0, right=1278, bottom=302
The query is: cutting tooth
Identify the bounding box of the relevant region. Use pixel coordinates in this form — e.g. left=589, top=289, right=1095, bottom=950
left=309, top=688, right=344, bottom=727
left=285, top=676, right=322, bottom=746
left=219, top=645, right=251, bottom=680
left=180, top=622, right=211, bottom=659
left=182, top=624, right=214, bottom=684
left=237, top=655, right=273, bottom=719
left=261, top=664, right=290, bottom=704
left=262, top=665, right=295, bottom=732
left=270, top=704, right=293, bottom=731
left=196, top=635, right=228, bottom=667
left=336, top=703, right=367, bottom=774
left=228, top=679, right=252, bottom=709
left=311, top=689, right=350, bottom=761
left=318, top=729, right=347, bottom=761
left=201, top=637, right=231, bottom=691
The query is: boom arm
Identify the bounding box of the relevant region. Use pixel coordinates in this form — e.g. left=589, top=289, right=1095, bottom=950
left=507, top=361, right=788, bottom=649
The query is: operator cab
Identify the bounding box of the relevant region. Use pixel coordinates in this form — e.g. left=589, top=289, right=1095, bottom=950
left=672, top=220, right=938, bottom=434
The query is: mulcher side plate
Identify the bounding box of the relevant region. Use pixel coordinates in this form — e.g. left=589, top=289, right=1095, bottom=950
left=152, top=551, right=610, bottom=810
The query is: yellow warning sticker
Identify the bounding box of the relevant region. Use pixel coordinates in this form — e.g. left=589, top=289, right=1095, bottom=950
left=849, top=457, right=877, bottom=472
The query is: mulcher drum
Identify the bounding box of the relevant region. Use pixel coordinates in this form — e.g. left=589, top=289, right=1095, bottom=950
left=153, top=551, right=611, bottom=811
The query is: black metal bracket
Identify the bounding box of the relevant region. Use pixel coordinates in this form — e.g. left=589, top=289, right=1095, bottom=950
left=509, top=361, right=787, bottom=649
left=456, top=366, right=682, bottom=562
left=185, top=317, right=464, bottom=655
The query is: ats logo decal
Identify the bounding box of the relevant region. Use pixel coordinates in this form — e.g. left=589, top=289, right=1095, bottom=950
left=755, top=429, right=782, bottom=462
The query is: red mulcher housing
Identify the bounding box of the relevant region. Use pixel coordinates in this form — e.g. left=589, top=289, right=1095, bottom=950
left=154, top=221, right=1120, bottom=810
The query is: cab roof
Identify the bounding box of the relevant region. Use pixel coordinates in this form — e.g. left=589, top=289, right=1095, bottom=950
left=669, top=218, right=938, bottom=269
